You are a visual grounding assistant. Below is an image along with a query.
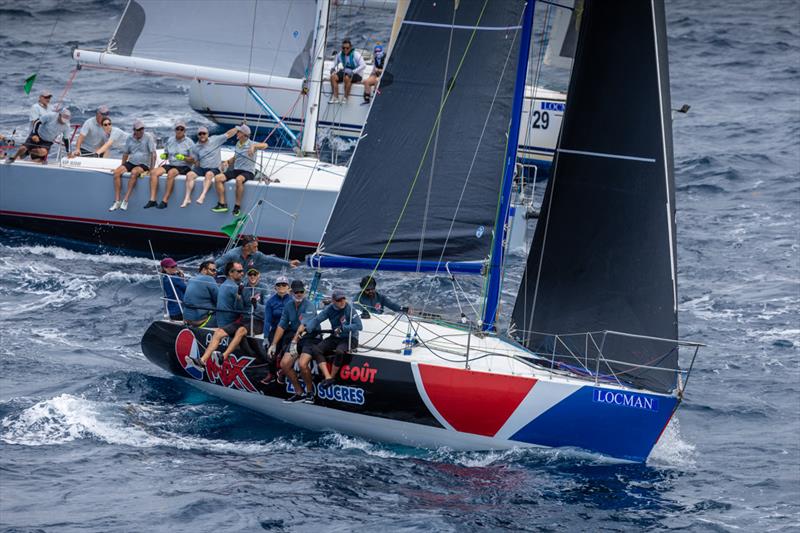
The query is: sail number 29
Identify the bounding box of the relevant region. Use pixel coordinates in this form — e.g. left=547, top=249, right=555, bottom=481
left=531, top=110, right=550, bottom=129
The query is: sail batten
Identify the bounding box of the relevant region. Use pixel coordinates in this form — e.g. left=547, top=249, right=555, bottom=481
left=511, top=0, right=679, bottom=393
left=317, top=0, right=527, bottom=267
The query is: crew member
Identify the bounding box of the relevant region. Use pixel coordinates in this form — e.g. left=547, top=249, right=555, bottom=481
left=196, top=261, right=249, bottom=367
left=353, top=275, right=402, bottom=314
left=182, top=126, right=237, bottom=207
left=183, top=261, right=219, bottom=327
left=272, top=279, right=319, bottom=400
left=144, top=120, right=195, bottom=209
left=69, top=105, right=110, bottom=157
left=94, top=118, right=128, bottom=158
left=7, top=107, right=71, bottom=164
left=29, top=90, right=52, bottom=129
left=329, top=38, right=366, bottom=104
left=214, top=234, right=300, bottom=273
left=211, top=124, right=268, bottom=216
left=242, top=267, right=269, bottom=335
left=160, top=257, right=187, bottom=321
left=109, top=119, right=156, bottom=211
left=362, top=44, right=385, bottom=104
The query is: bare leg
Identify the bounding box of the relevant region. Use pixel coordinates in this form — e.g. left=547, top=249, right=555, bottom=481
left=214, top=173, right=227, bottom=205
left=330, top=73, right=340, bottom=98
left=200, top=329, right=228, bottom=364
left=344, top=75, right=352, bottom=99
left=112, top=166, right=125, bottom=201
left=221, top=327, right=248, bottom=360
left=298, top=353, right=315, bottom=395
left=122, top=168, right=143, bottom=202
left=161, top=168, right=178, bottom=203
left=281, top=354, right=303, bottom=395
left=234, top=174, right=246, bottom=207
left=197, top=171, right=214, bottom=204
left=149, top=167, right=165, bottom=202
left=182, top=171, right=197, bottom=207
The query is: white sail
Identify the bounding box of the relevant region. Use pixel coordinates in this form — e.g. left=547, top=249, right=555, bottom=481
left=105, top=0, right=317, bottom=78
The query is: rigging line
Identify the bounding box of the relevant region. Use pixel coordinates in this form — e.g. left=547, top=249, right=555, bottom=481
left=244, top=1, right=258, bottom=115
left=419, top=7, right=524, bottom=316
left=415, top=3, right=458, bottom=271
left=522, top=4, right=551, bottom=149
left=357, top=0, right=491, bottom=297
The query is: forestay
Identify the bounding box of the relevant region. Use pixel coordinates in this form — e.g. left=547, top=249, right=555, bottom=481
left=108, top=0, right=316, bottom=78
left=511, top=0, right=679, bottom=393
left=316, top=0, right=526, bottom=266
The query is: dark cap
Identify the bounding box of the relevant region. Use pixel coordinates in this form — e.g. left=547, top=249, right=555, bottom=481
left=160, top=257, right=177, bottom=268
left=360, top=275, right=376, bottom=289
left=332, top=289, right=346, bottom=301
left=240, top=234, right=258, bottom=245
left=246, top=267, right=259, bottom=275
left=290, top=279, right=305, bottom=292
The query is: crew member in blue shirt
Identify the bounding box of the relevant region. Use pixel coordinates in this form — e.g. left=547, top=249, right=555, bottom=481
left=160, top=257, right=187, bottom=321
left=290, top=289, right=363, bottom=401
left=263, top=275, right=291, bottom=343
left=271, top=280, right=319, bottom=399
left=196, top=261, right=249, bottom=368
left=353, top=275, right=402, bottom=314
left=214, top=234, right=300, bottom=273
left=242, top=267, right=269, bottom=335
left=182, top=261, right=219, bottom=327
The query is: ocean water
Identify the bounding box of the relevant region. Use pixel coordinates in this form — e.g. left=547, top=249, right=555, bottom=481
left=1, top=0, right=799, bottom=531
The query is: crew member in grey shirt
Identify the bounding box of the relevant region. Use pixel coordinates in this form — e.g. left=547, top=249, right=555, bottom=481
left=181, top=125, right=237, bottom=207
left=144, top=119, right=195, bottom=210
left=7, top=107, right=71, bottom=164
left=183, top=261, right=219, bottom=327
left=214, top=234, right=300, bottom=272
left=69, top=105, right=110, bottom=157
left=211, top=124, right=269, bottom=217
left=29, top=90, right=51, bottom=130
left=109, top=119, right=156, bottom=211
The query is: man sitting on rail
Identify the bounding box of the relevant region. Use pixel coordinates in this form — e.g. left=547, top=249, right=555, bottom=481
left=271, top=279, right=319, bottom=397
left=183, top=261, right=219, bottom=328
left=210, top=124, right=268, bottom=217
left=195, top=261, right=250, bottom=368
left=144, top=120, right=195, bottom=210
left=109, top=119, right=156, bottom=211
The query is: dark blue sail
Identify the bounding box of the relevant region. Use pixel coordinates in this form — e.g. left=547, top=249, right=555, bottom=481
left=511, top=0, right=680, bottom=393
left=313, top=0, right=527, bottom=271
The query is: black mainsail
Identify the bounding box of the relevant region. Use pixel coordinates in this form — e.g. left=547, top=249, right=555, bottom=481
left=511, top=0, right=679, bottom=393
left=314, top=0, right=526, bottom=268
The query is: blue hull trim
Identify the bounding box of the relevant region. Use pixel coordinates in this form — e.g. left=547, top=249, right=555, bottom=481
left=307, top=254, right=483, bottom=274
left=511, top=386, right=679, bottom=462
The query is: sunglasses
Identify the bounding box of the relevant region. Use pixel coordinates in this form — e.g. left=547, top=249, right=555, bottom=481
left=42, top=95, right=52, bottom=99
left=276, top=283, right=289, bottom=287
left=102, top=122, right=111, bottom=126
left=175, top=127, right=185, bottom=131
left=293, top=290, right=305, bottom=295
left=207, top=268, right=217, bottom=273
left=233, top=269, right=244, bottom=273
left=198, top=132, right=208, bottom=135
left=248, top=272, right=259, bottom=276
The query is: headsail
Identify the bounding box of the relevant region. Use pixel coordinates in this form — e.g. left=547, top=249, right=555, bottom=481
left=103, top=0, right=316, bottom=78
left=511, top=0, right=679, bottom=393
left=314, top=0, right=527, bottom=269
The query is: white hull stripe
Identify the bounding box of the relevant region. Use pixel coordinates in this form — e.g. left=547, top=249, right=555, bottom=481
left=410, top=362, right=456, bottom=431
left=494, top=381, right=582, bottom=440
left=402, top=20, right=522, bottom=31
left=558, top=148, right=656, bottom=163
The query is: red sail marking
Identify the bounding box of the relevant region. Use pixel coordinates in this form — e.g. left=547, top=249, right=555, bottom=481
left=418, top=364, right=536, bottom=437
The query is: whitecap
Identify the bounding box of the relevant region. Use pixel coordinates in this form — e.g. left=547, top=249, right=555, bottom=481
left=648, top=417, right=697, bottom=468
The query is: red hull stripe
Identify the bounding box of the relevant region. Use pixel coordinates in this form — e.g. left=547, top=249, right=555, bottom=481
left=417, top=364, right=536, bottom=437
left=0, top=210, right=319, bottom=247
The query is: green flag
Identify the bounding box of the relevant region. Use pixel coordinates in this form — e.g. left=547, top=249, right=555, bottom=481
left=221, top=213, right=249, bottom=239
left=23, top=74, right=37, bottom=95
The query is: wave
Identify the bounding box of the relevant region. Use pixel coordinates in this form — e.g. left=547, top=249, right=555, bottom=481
left=0, top=244, right=157, bottom=267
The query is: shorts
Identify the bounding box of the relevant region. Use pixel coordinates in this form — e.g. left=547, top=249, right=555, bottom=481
left=335, top=70, right=362, bottom=83
left=281, top=332, right=322, bottom=361
left=23, top=133, right=53, bottom=151
left=220, top=319, right=261, bottom=337
left=195, top=167, right=219, bottom=176
left=310, top=335, right=358, bottom=366
left=163, top=164, right=191, bottom=174
left=223, top=168, right=255, bottom=181
left=123, top=161, right=150, bottom=172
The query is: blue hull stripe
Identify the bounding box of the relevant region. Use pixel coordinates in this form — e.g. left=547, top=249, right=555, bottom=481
left=510, top=386, right=678, bottom=462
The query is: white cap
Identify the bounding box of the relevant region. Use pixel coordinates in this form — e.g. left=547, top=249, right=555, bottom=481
left=133, top=119, right=145, bottom=130
left=58, top=107, right=71, bottom=118
left=236, top=124, right=251, bottom=136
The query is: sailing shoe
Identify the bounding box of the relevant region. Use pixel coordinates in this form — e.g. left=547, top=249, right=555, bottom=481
left=328, top=96, right=338, bottom=104
left=211, top=204, right=229, bottom=213
left=302, top=394, right=315, bottom=404
left=120, top=200, right=128, bottom=211
left=143, top=200, right=157, bottom=208
left=108, top=201, right=121, bottom=211
left=284, top=393, right=307, bottom=403
left=320, top=378, right=335, bottom=388
left=156, top=201, right=168, bottom=209
left=276, top=370, right=286, bottom=385
left=232, top=205, right=241, bottom=217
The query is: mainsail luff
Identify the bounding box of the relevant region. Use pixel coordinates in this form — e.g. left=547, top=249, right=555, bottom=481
left=315, top=0, right=527, bottom=266
left=510, top=0, right=679, bottom=393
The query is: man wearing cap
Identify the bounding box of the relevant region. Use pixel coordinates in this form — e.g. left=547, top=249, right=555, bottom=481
left=160, top=257, right=187, bottom=321
left=214, top=234, right=301, bottom=274
left=263, top=275, right=291, bottom=344
left=353, top=275, right=402, bottom=314
left=7, top=107, right=71, bottom=164
left=109, top=119, right=156, bottom=211
left=69, top=105, right=110, bottom=158
left=291, top=289, right=363, bottom=397
left=183, top=260, right=219, bottom=327
left=144, top=120, right=195, bottom=209
left=196, top=261, right=251, bottom=368
left=242, top=267, right=269, bottom=335
left=272, top=279, right=320, bottom=400
left=362, top=44, right=385, bottom=104
left=211, top=124, right=269, bottom=216
left=29, top=90, right=52, bottom=130
left=181, top=126, right=238, bottom=208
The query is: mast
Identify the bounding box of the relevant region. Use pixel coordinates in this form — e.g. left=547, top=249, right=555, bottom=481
left=301, top=0, right=331, bottom=154
left=481, top=0, right=536, bottom=331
